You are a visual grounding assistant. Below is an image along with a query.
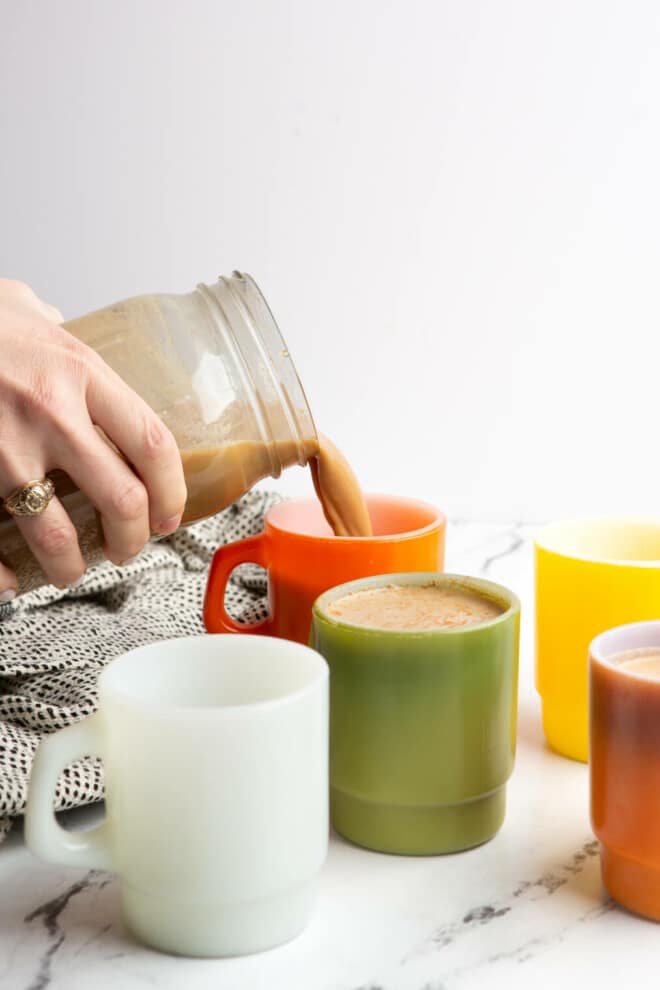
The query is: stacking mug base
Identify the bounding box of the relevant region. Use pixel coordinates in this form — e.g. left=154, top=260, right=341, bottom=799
left=331, top=785, right=506, bottom=855
left=601, top=845, right=660, bottom=922
left=541, top=696, right=588, bottom=763
left=122, top=879, right=316, bottom=957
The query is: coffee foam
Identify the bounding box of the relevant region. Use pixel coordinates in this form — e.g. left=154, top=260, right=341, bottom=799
left=326, top=582, right=503, bottom=631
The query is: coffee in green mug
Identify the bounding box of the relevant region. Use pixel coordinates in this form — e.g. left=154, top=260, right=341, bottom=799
left=311, top=573, right=520, bottom=855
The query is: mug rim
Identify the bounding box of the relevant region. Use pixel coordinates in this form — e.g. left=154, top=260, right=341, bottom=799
left=534, top=515, right=660, bottom=568
left=590, top=620, right=660, bottom=681
left=312, top=572, right=520, bottom=637
left=98, top=634, right=328, bottom=715
left=264, top=493, right=445, bottom=543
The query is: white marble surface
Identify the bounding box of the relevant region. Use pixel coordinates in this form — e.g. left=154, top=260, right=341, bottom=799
left=1, top=521, right=658, bottom=990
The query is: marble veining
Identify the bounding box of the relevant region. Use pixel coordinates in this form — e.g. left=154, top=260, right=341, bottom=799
left=0, top=521, right=658, bottom=990
left=401, top=839, right=606, bottom=972
left=512, top=839, right=600, bottom=898
left=23, top=871, right=112, bottom=990
left=479, top=527, right=525, bottom=575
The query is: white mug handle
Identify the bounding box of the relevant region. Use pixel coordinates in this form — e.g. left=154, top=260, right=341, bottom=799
left=25, top=714, right=113, bottom=871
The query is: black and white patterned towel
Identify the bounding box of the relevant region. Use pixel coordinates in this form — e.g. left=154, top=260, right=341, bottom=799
left=0, top=489, right=279, bottom=841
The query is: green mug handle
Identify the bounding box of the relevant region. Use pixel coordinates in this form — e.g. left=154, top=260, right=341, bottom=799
left=25, top=714, right=113, bottom=870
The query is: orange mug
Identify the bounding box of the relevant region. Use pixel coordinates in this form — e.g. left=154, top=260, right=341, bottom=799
left=204, top=494, right=446, bottom=644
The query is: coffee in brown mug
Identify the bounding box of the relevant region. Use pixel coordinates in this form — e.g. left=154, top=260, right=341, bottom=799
left=609, top=647, right=660, bottom=677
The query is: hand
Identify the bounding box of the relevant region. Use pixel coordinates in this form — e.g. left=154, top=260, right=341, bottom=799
left=0, top=279, right=187, bottom=598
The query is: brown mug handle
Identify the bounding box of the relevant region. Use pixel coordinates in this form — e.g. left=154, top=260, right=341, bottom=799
left=203, top=533, right=274, bottom=635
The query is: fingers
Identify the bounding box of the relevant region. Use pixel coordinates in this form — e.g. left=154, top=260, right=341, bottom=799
left=9, top=495, right=86, bottom=589
left=57, top=428, right=152, bottom=566
left=85, top=377, right=187, bottom=535
left=0, top=561, right=18, bottom=603
left=0, top=290, right=185, bottom=591
left=0, top=450, right=86, bottom=588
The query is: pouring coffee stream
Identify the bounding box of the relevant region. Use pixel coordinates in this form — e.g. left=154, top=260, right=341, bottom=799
left=311, top=435, right=373, bottom=538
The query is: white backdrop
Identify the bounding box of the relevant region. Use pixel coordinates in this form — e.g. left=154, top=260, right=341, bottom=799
left=2, top=0, right=659, bottom=521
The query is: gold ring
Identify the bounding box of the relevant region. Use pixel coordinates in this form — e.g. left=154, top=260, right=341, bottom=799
left=2, top=477, right=55, bottom=517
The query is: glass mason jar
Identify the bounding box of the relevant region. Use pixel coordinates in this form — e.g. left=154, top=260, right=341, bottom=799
left=0, top=272, right=318, bottom=594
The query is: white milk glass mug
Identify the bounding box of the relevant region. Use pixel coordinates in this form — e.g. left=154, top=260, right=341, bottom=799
left=25, top=635, right=329, bottom=957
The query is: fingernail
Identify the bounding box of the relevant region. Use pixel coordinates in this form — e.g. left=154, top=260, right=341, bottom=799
left=120, top=553, right=141, bottom=566
left=155, top=515, right=181, bottom=535
left=0, top=589, right=16, bottom=603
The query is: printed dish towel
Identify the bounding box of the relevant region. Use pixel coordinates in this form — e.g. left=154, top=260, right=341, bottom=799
left=0, top=490, right=279, bottom=841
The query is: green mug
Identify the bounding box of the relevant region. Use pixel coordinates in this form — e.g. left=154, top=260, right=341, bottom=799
left=311, top=573, right=520, bottom=855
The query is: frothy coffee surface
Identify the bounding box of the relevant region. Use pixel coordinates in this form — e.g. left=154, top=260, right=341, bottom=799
left=612, top=647, right=660, bottom=678
left=326, top=583, right=504, bottom=631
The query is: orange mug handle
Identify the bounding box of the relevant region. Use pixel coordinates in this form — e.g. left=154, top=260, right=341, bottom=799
left=203, top=533, right=274, bottom=635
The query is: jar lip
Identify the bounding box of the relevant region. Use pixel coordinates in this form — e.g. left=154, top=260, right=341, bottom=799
left=235, top=272, right=318, bottom=449
left=198, top=273, right=318, bottom=468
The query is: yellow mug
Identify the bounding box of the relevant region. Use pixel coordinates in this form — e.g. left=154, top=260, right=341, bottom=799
left=535, top=517, right=660, bottom=762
